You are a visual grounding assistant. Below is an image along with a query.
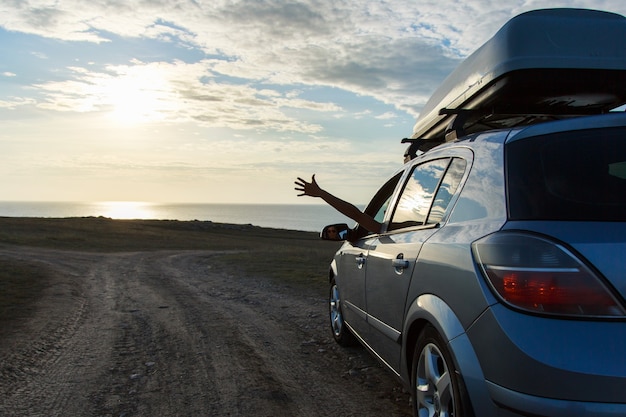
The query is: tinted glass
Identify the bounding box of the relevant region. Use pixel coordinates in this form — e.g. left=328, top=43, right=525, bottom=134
left=427, top=158, right=467, bottom=224
left=389, top=158, right=449, bottom=230
left=507, top=127, right=626, bottom=221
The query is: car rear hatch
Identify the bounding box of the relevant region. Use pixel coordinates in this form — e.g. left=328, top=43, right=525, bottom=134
left=504, top=114, right=626, bottom=303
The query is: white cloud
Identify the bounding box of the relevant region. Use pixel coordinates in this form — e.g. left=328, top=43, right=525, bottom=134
left=28, top=59, right=342, bottom=132
left=2, top=0, right=626, bottom=205
left=0, top=97, right=36, bottom=109
left=4, top=1, right=626, bottom=119
left=375, top=112, right=398, bottom=120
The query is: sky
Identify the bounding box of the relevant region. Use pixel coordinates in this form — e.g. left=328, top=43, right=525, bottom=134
left=2, top=1, right=626, bottom=205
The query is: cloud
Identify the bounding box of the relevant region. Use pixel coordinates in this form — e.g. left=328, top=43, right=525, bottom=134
left=0, top=1, right=511, bottom=121
left=28, top=59, right=342, bottom=132
left=0, top=97, right=36, bottom=109
left=3, top=0, right=626, bottom=204
left=375, top=112, right=397, bottom=120
left=4, top=0, right=626, bottom=121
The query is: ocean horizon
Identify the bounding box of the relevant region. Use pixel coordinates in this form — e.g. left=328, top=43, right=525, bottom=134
left=0, top=201, right=359, bottom=233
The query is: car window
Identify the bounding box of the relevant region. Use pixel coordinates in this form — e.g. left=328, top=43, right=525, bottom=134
left=351, top=172, right=402, bottom=238
left=364, top=172, right=403, bottom=218
left=507, top=126, right=626, bottom=221
left=389, top=158, right=450, bottom=230
left=373, top=195, right=392, bottom=224
left=427, top=158, right=467, bottom=225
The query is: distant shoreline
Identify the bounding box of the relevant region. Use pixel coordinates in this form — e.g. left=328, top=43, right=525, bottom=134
left=0, top=202, right=356, bottom=233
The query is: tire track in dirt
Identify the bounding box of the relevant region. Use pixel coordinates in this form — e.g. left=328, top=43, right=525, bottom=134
left=0, top=247, right=411, bottom=417
left=1, top=249, right=116, bottom=416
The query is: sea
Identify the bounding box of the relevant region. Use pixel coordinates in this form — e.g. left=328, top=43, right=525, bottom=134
left=0, top=201, right=358, bottom=233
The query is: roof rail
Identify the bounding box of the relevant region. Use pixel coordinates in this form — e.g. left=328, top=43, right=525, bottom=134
left=401, top=137, right=444, bottom=162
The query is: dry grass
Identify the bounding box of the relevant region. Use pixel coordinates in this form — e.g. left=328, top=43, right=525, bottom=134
left=0, top=217, right=342, bottom=310
left=0, top=216, right=319, bottom=251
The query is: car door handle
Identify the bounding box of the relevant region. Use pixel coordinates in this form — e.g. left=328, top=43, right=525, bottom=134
left=356, top=254, right=366, bottom=269
left=392, top=253, right=410, bottom=270
left=392, top=259, right=410, bottom=269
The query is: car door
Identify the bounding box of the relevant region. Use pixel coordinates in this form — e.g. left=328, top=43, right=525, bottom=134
left=335, top=237, right=373, bottom=337
left=336, top=172, right=402, bottom=339
left=364, top=157, right=468, bottom=372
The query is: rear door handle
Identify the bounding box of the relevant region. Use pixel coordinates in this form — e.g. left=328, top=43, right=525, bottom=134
left=392, top=259, right=409, bottom=269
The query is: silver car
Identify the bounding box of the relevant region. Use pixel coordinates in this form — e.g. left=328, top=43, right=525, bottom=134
left=323, top=8, right=626, bottom=417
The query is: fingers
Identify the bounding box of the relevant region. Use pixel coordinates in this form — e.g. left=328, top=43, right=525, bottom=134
left=294, top=175, right=316, bottom=197
left=294, top=176, right=312, bottom=188
left=294, top=178, right=306, bottom=195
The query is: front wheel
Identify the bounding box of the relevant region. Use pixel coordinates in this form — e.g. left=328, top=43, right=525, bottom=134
left=412, top=325, right=470, bottom=417
left=329, top=279, right=356, bottom=346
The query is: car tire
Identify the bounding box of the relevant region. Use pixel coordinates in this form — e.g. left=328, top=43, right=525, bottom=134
left=412, top=325, right=471, bottom=417
left=329, top=279, right=356, bottom=346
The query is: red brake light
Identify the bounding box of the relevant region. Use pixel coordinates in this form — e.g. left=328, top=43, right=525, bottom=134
left=473, top=232, right=625, bottom=317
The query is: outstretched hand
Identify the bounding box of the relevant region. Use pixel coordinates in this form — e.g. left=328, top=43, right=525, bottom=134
left=294, top=173, right=381, bottom=233
left=294, top=174, right=323, bottom=198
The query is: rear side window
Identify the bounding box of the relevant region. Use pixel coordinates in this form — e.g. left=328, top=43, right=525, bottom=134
left=428, top=158, right=467, bottom=225
left=389, top=158, right=452, bottom=230
left=507, top=127, right=626, bottom=221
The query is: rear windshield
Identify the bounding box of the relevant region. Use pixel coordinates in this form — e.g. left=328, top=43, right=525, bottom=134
left=506, top=126, right=626, bottom=221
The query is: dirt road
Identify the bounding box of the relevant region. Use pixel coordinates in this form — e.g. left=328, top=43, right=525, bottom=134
left=0, top=247, right=411, bottom=416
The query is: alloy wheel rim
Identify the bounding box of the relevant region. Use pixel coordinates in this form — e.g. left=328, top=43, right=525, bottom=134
left=416, top=342, right=455, bottom=417
left=329, top=285, right=343, bottom=337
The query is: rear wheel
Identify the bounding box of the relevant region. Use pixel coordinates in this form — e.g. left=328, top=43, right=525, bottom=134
left=329, top=279, right=356, bottom=346
left=412, top=325, right=469, bottom=417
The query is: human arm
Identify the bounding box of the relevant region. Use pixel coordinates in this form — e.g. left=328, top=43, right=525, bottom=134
left=294, top=175, right=382, bottom=234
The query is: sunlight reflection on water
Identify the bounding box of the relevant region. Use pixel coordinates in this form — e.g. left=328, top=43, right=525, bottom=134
left=94, top=201, right=157, bottom=220
left=0, top=201, right=360, bottom=232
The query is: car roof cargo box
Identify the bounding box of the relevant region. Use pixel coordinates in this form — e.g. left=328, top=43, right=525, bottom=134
left=411, top=8, right=626, bottom=144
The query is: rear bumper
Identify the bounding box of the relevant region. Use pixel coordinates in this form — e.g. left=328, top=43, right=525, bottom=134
left=465, top=304, right=626, bottom=416
left=488, top=381, right=626, bottom=417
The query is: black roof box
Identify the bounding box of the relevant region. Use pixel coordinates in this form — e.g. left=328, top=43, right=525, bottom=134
left=410, top=8, right=626, bottom=144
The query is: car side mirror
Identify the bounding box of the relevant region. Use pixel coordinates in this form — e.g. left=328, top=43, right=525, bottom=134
left=321, top=223, right=350, bottom=241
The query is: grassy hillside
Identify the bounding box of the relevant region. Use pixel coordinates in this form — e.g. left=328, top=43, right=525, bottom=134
left=0, top=217, right=342, bottom=322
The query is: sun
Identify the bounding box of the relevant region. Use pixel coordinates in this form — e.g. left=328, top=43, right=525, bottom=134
left=109, top=83, right=162, bottom=125
left=107, top=77, right=167, bottom=125
left=103, top=64, right=178, bottom=125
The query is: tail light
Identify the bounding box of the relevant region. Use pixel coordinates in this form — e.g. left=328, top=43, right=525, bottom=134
left=472, top=232, right=625, bottom=317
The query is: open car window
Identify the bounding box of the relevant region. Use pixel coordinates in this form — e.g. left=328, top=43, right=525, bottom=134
left=351, top=172, right=403, bottom=239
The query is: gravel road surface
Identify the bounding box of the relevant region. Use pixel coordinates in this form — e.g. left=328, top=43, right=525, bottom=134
left=0, top=247, right=411, bottom=416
